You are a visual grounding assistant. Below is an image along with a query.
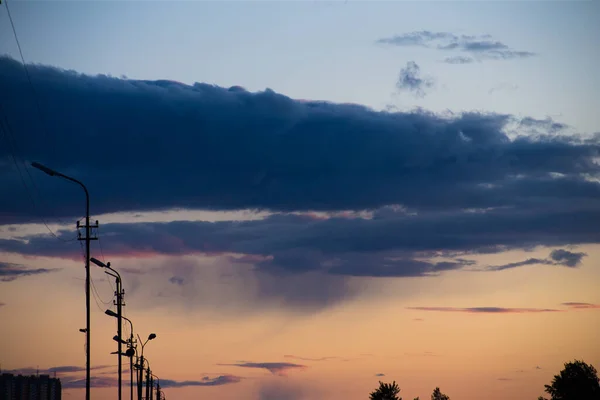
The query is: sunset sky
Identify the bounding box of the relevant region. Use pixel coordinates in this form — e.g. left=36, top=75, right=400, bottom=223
left=1, top=1, right=599, bottom=400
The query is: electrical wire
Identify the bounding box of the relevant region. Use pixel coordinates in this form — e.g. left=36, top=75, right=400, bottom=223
left=3, top=1, right=76, bottom=240
left=4, top=0, right=56, bottom=154
left=80, top=240, right=112, bottom=312
left=0, top=102, right=77, bottom=241
left=96, top=225, right=117, bottom=295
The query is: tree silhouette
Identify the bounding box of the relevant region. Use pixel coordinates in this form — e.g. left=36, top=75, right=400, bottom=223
left=431, top=387, right=450, bottom=400
left=541, top=359, right=600, bottom=400
left=370, top=381, right=402, bottom=400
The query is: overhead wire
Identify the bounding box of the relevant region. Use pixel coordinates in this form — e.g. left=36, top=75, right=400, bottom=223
left=2, top=1, right=76, bottom=240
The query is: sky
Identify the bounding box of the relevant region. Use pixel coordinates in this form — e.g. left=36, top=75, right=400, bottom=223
left=0, top=1, right=599, bottom=400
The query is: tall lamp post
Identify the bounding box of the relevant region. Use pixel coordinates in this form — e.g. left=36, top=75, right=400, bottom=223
left=136, top=333, right=156, bottom=400
left=106, top=312, right=136, bottom=400
left=31, top=162, right=95, bottom=400
left=90, top=258, right=123, bottom=400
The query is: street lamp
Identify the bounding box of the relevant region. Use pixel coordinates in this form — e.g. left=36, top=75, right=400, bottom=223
left=106, top=312, right=137, bottom=400
left=31, top=161, right=94, bottom=400
left=136, top=334, right=156, bottom=400
left=150, top=373, right=160, bottom=400
left=91, top=257, right=124, bottom=400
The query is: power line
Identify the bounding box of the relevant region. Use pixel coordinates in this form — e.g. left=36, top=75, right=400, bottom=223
left=4, top=0, right=55, bottom=154
left=2, top=0, right=73, bottom=240
left=0, top=106, right=76, bottom=240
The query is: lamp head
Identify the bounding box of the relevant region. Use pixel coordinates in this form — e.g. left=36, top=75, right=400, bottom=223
left=148, top=333, right=157, bottom=340
left=31, top=162, right=56, bottom=176
left=105, top=309, right=118, bottom=318
left=91, top=257, right=109, bottom=268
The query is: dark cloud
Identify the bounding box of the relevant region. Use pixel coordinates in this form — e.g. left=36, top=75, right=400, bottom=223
left=0, top=261, right=58, bottom=282
left=549, top=249, right=586, bottom=267
left=2, top=207, right=599, bottom=281
left=561, top=302, right=600, bottom=309
left=160, top=375, right=241, bottom=388
left=406, top=307, right=561, bottom=314
left=218, top=362, right=306, bottom=376
left=486, top=249, right=586, bottom=271
left=1, top=57, right=598, bottom=228
left=377, top=31, right=535, bottom=62
left=168, top=276, right=185, bottom=286
left=395, top=61, right=434, bottom=98
left=375, top=373, right=385, bottom=377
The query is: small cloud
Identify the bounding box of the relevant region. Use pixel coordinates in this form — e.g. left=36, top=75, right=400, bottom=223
left=561, top=302, right=600, bottom=310
left=486, top=249, right=586, bottom=271
left=377, top=31, right=535, bottom=63
left=406, top=306, right=561, bottom=314
left=375, top=373, right=385, bottom=377
left=160, top=375, right=241, bottom=387
left=413, top=318, right=424, bottom=322
left=218, top=362, right=306, bottom=377
left=0, top=261, right=58, bottom=282
left=62, top=376, right=117, bottom=389
left=536, top=366, right=542, bottom=370
left=169, top=276, right=185, bottom=286
left=497, top=378, right=512, bottom=381
left=0, top=302, right=5, bottom=308
left=549, top=249, right=586, bottom=267
left=445, top=56, right=475, bottom=64
left=396, top=61, right=434, bottom=98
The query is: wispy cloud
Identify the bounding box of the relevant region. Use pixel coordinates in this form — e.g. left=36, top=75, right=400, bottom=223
left=486, top=249, right=587, bottom=271
left=160, top=375, right=241, bottom=388
left=406, top=307, right=561, bottom=314
left=283, top=355, right=340, bottom=362
left=377, top=31, right=535, bottom=63
left=218, top=362, right=307, bottom=376
left=375, top=373, right=386, bottom=377
left=62, top=376, right=117, bottom=389
left=7, top=365, right=112, bottom=376
left=0, top=261, right=58, bottom=282
left=561, top=302, right=600, bottom=310
left=395, top=61, right=434, bottom=97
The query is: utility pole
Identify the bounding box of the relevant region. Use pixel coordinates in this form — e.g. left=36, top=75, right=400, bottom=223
left=32, top=162, right=96, bottom=400
left=115, top=277, right=124, bottom=400
left=128, top=334, right=136, bottom=400
left=145, top=367, right=150, bottom=400
left=78, top=217, right=98, bottom=400
left=137, top=356, right=144, bottom=400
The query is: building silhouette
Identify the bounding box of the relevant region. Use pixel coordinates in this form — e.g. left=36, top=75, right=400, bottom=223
left=0, top=374, right=61, bottom=400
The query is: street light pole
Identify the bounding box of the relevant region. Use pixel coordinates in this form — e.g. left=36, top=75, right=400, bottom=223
left=31, top=162, right=96, bottom=400
left=92, top=258, right=124, bottom=400
left=136, top=333, right=156, bottom=400
left=105, top=312, right=136, bottom=400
